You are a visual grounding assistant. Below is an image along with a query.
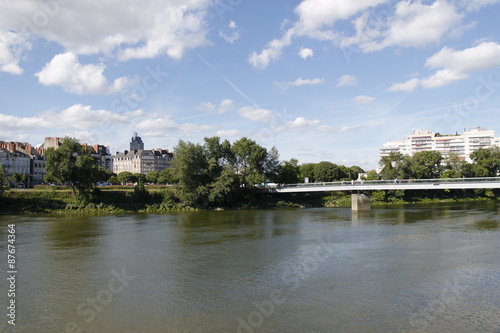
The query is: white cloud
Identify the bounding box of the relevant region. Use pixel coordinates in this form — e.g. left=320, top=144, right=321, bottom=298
left=197, top=99, right=234, bottom=113
left=0, top=31, right=30, bottom=74
left=35, top=52, right=132, bottom=95
left=284, top=117, right=319, bottom=130
left=0, top=104, right=127, bottom=132
left=359, top=0, right=463, bottom=52
left=461, top=0, right=500, bottom=11
left=387, top=78, right=420, bottom=92
left=0, top=0, right=211, bottom=61
left=248, top=28, right=295, bottom=69
left=216, top=129, right=240, bottom=137
left=135, top=113, right=211, bottom=136
left=336, top=75, right=358, bottom=87
left=274, top=77, right=324, bottom=91
left=353, top=95, right=375, bottom=103
left=220, top=20, right=241, bottom=43
left=248, top=0, right=387, bottom=68
left=389, top=42, right=500, bottom=91
left=299, top=47, right=314, bottom=59
left=238, top=106, right=275, bottom=123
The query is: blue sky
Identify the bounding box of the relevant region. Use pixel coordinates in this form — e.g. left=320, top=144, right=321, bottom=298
left=1, top=0, right=500, bottom=170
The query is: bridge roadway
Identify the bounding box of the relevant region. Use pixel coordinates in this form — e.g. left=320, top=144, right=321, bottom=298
left=269, top=177, right=500, bottom=193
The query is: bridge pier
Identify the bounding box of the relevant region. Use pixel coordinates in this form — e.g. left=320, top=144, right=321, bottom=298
left=351, top=193, right=371, bottom=211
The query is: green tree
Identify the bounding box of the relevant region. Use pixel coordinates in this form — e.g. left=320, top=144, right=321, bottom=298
left=11, top=173, right=21, bottom=186
left=349, top=166, right=365, bottom=180
left=410, top=151, right=442, bottom=179
left=379, top=152, right=412, bottom=180
left=277, top=158, right=300, bottom=184
left=232, top=137, right=272, bottom=186
left=470, top=147, right=500, bottom=176
left=44, top=137, right=100, bottom=198
left=441, top=153, right=473, bottom=178
left=314, top=161, right=341, bottom=182
left=117, top=171, right=134, bottom=185
left=0, top=164, right=8, bottom=196
left=145, top=171, right=159, bottom=184
left=158, top=168, right=175, bottom=184
left=21, top=173, right=29, bottom=188
left=299, top=163, right=315, bottom=183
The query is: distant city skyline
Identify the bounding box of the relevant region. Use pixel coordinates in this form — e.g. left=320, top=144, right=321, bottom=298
left=1, top=0, right=500, bottom=169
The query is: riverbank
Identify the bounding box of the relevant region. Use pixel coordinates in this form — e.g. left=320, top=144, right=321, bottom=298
left=1, top=187, right=499, bottom=215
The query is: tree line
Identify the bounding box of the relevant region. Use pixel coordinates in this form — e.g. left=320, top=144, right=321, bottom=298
left=2, top=136, right=499, bottom=206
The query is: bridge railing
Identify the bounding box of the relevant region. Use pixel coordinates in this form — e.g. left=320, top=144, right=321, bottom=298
left=279, top=177, right=500, bottom=189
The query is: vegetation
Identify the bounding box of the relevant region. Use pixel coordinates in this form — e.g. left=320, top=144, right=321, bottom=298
left=0, top=163, right=7, bottom=196
left=44, top=137, right=107, bottom=200
left=3, top=138, right=500, bottom=215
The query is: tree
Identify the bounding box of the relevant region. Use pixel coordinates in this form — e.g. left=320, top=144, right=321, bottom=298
left=442, top=153, right=473, bottom=178
left=0, top=164, right=7, bottom=196
left=470, top=147, right=500, bottom=176
left=44, top=137, right=100, bottom=198
left=11, top=173, right=21, bottom=186
left=158, top=168, right=175, bottom=184
left=21, top=173, right=29, bottom=188
left=314, top=161, right=341, bottom=182
left=232, top=137, right=269, bottom=186
left=117, top=171, right=134, bottom=185
left=349, top=166, right=365, bottom=180
left=145, top=171, right=159, bottom=184
left=277, top=158, right=300, bottom=184
left=411, top=151, right=442, bottom=179
left=379, top=152, right=412, bottom=180
left=299, top=163, right=315, bottom=183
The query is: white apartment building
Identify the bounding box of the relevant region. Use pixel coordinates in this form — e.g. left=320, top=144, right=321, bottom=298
left=380, top=127, right=500, bottom=163
left=112, top=149, right=173, bottom=175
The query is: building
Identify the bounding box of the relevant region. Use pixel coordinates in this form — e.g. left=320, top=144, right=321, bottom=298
left=130, top=132, right=144, bottom=150
left=380, top=127, right=500, bottom=163
left=112, top=149, right=173, bottom=174
left=38, top=137, right=113, bottom=171
left=0, top=141, right=46, bottom=185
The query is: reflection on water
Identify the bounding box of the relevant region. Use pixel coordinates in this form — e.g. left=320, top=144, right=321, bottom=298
left=0, top=201, right=499, bottom=333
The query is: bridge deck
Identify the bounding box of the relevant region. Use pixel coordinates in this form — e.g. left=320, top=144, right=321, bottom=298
left=270, top=177, right=500, bottom=193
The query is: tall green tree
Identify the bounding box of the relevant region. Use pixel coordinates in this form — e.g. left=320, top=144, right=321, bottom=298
left=442, top=153, right=473, bottom=178
left=44, top=137, right=100, bottom=198
left=379, top=152, right=412, bottom=180
left=277, top=158, right=300, bottom=184
left=145, top=171, right=159, bottom=184
left=299, top=163, right=315, bottom=183
left=117, top=171, right=135, bottom=185
left=0, top=164, right=7, bottom=196
left=314, top=161, right=342, bottom=182
left=232, top=137, right=269, bottom=186
left=470, top=146, right=500, bottom=176
left=411, top=151, right=442, bottom=179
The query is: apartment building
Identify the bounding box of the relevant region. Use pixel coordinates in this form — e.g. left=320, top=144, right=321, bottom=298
left=380, top=127, right=499, bottom=162
left=0, top=141, right=46, bottom=185
left=112, top=149, right=173, bottom=174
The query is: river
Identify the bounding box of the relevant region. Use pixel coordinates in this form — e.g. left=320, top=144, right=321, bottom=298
left=1, top=201, right=499, bottom=333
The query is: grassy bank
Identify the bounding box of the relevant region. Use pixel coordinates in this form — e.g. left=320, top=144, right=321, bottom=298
left=1, top=187, right=499, bottom=215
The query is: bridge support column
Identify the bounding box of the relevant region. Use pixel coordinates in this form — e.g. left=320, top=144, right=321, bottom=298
left=351, top=193, right=371, bottom=211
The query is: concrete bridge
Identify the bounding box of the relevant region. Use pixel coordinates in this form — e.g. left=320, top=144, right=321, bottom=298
left=267, top=177, right=500, bottom=211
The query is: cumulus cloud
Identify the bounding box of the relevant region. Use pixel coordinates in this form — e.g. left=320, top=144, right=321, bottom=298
left=284, top=117, right=319, bottom=130
left=274, top=77, right=324, bottom=91
left=35, top=52, right=132, bottom=94
left=238, top=106, right=275, bottom=123
left=353, top=95, right=375, bottom=103
left=351, top=0, right=463, bottom=52
left=389, top=41, right=500, bottom=92
left=0, top=0, right=211, bottom=61
left=135, top=113, right=211, bottom=137
left=196, top=99, right=234, bottom=113
left=0, top=104, right=127, bottom=132
left=0, top=31, right=30, bottom=74
left=220, top=20, right=241, bottom=43
left=299, top=47, right=314, bottom=59
left=336, top=74, right=358, bottom=87
left=248, top=0, right=386, bottom=68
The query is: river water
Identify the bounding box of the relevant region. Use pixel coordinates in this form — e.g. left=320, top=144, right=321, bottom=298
left=1, top=201, right=499, bottom=333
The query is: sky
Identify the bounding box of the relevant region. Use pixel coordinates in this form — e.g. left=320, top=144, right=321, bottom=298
left=1, top=0, right=500, bottom=170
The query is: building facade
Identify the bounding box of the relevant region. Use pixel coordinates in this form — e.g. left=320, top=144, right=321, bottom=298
left=130, top=132, right=144, bottom=150
left=0, top=141, right=46, bottom=185
left=380, top=127, right=500, bottom=163
left=112, top=149, right=173, bottom=175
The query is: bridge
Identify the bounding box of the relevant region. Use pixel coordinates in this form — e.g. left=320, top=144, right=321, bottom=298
left=267, top=177, right=500, bottom=211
